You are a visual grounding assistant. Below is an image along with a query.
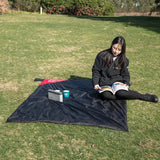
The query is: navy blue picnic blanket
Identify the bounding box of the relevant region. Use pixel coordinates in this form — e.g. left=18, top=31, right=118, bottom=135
left=6, top=79, right=128, bottom=131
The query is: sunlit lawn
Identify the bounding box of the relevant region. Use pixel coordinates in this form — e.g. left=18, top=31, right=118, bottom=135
left=0, top=13, right=160, bottom=160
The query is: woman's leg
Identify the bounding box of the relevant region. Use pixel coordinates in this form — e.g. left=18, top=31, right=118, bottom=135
left=115, top=90, right=158, bottom=102
left=100, top=91, right=116, bottom=100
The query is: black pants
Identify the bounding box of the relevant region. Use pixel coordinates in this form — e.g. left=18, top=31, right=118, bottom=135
left=100, top=90, right=144, bottom=100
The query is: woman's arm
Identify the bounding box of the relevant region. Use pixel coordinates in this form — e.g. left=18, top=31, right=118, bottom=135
left=121, top=58, right=130, bottom=86
left=92, top=53, right=102, bottom=87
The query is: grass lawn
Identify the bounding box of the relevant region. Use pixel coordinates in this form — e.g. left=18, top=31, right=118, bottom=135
left=0, top=13, right=160, bottom=160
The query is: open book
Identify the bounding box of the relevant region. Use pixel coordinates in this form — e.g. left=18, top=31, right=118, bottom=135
left=98, top=82, right=129, bottom=95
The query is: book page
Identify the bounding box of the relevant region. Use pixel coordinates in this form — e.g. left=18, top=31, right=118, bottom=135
left=112, top=82, right=128, bottom=94
left=98, top=86, right=113, bottom=94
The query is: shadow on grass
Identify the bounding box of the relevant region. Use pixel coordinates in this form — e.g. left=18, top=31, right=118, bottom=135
left=69, top=75, right=91, bottom=80
left=34, top=76, right=91, bottom=82
left=69, top=15, right=160, bottom=33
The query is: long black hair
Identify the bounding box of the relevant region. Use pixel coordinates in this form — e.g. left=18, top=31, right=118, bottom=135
left=101, top=36, right=126, bottom=70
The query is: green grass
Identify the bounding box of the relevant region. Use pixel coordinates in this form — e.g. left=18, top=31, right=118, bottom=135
left=0, top=13, right=160, bottom=160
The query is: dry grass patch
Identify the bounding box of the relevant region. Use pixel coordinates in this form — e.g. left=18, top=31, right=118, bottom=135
left=61, top=46, right=81, bottom=53
left=0, top=81, right=19, bottom=92
left=47, top=45, right=81, bottom=53
left=56, top=45, right=81, bottom=53
left=138, top=138, right=160, bottom=150
left=38, top=55, right=83, bottom=72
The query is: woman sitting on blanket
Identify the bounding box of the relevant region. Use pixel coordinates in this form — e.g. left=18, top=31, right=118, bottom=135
left=92, top=36, right=158, bottom=102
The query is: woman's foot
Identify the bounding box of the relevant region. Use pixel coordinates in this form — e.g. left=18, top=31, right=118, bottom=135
left=143, top=94, right=158, bottom=103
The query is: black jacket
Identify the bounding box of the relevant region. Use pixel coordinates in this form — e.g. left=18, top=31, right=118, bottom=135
left=92, top=50, right=130, bottom=87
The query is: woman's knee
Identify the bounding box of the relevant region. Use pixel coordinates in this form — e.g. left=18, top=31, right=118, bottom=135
left=115, top=90, right=128, bottom=99
left=100, top=91, right=116, bottom=100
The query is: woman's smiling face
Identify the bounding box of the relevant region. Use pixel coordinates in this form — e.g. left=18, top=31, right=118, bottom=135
left=112, top=43, right=122, bottom=56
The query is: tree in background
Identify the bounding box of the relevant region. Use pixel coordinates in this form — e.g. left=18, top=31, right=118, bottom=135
left=0, top=0, right=9, bottom=15
left=9, top=0, right=41, bottom=12
left=8, top=0, right=158, bottom=13
left=109, top=0, right=156, bottom=12
left=8, top=0, right=115, bottom=15
left=155, top=0, right=160, bottom=10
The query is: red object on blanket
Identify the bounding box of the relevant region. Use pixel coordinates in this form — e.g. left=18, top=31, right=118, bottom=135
left=40, top=79, right=67, bottom=85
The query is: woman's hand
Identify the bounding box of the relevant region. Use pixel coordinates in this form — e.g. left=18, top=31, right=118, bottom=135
left=94, top=84, right=101, bottom=90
